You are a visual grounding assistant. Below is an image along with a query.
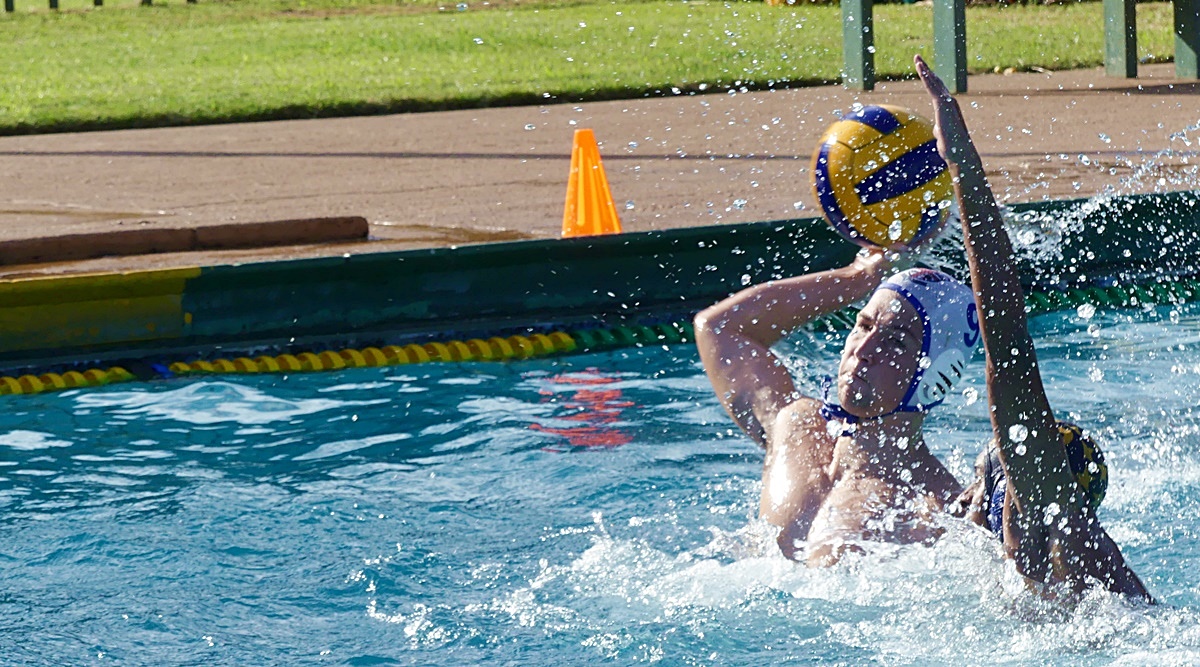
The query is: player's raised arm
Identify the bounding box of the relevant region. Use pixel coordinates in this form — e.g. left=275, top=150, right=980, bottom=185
left=914, top=56, right=1073, bottom=512
left=694, top=249, right=891, bottom=448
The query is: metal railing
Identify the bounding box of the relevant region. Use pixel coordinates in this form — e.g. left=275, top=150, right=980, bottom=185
left=842, top=0, right=1200, bottom=92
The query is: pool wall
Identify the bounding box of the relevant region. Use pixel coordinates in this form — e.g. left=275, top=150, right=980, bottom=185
left=1, top=190, right=1199, bottom=380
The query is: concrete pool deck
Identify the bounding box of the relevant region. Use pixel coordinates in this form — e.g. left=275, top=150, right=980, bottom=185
left=0, top=63, right=1197, bottom=278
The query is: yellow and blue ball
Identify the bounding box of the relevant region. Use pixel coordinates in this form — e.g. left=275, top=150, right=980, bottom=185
left=811, top=104, right=954, bottom=249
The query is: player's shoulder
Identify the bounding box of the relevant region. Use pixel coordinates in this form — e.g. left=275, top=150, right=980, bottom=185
left=769, top=397, right=835, bottom=447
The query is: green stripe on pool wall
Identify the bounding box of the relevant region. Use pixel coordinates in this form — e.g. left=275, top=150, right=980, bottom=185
left=177, top=190, right=1200, bottom=350
left=179, top=215, right=858, bottom=347
left=0, top=190, right=1197, bottom=369
left=1005, top=191, right=1200, bottom=287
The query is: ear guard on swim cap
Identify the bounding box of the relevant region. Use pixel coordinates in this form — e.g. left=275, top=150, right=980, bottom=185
left=1058, top=421, right=1108, bottom=510
left=875, top=268, right=980, bottom=413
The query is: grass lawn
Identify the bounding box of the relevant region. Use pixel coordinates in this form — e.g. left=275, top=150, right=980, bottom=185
left=0, top=0, right=1178, bottom=134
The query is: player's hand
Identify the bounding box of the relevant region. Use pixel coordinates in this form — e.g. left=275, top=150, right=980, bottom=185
left=914, top=55, right=979, bottom=171
left=849, top=246, right=899, bottom=281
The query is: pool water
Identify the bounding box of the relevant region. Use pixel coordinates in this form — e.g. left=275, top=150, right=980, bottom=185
left=1, top=304, right=1199, bottom=666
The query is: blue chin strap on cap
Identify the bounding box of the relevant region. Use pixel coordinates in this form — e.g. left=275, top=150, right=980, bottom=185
left=821, top=268, right=980, bottom=432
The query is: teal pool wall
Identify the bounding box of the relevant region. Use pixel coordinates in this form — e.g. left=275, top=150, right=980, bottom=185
left=1, top=190, right=1199, bottom=374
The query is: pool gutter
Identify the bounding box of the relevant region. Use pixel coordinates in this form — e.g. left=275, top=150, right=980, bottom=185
left=1, top=190, right=1199, bottom=376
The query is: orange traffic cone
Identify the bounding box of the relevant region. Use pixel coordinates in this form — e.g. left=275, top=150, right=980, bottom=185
left=562, top=129, right=623, bottom=238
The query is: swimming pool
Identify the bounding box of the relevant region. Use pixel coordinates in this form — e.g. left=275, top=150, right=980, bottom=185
left=1, top=299, right=1198, bottom=665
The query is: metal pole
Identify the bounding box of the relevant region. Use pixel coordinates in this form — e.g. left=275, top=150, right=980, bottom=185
left=842, top=0, right=874, bottom=91
left=1104, top=0, right=1137, bottom=77
left=933, top=0, right=967, bottom=93
left=1178, top=0, right=1200, bottom=78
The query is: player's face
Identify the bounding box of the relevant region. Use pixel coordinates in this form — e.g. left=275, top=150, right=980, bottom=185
left=837, top=291, right=923, bottom=419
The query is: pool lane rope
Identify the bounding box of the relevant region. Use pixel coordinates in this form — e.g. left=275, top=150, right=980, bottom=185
left=2, top=277, right=1200, bottom=397
left=0, top=367, right=135, bottom=396
left=166, top=331, right=579, bottom=375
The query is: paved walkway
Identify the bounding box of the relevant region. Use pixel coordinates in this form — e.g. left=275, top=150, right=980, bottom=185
left=0, top=63, right=1197, bottom=276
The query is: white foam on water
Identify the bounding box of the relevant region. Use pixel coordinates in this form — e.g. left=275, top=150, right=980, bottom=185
left=292, top=432, right=413, bottom=461
left=73, top=381, right=381, bottom=425
left=0, top=429, right=73, bottom=450
left=480, top=511, right=1198, bottom=664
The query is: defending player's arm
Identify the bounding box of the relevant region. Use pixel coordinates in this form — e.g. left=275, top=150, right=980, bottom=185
left=694, top=249, right=891, bottom=448
left=916, top=56, right=1152, bottom=601
left=914, top=56, right=1071, bottom=513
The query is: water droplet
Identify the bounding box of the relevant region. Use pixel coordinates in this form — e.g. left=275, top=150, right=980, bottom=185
left=1087, top=324, right=1101, bottom=337
left=962, top=387, right=978, bottom=405
left=792, top=201, right=805, bottom=211
left=896, top=436, right=909, bottom=450
left=473, top=37, right=484, bottom=45
left=1076, top=303, right=1096, bottom=320
left=1098, top=133, right=1111, bottom=144
left=625, top=200, right=635, bottom=210
left=732, top=198, right=748, bottom=210
left=1088, top=366, right=1104, bottom=382
left=887, top=220, right=904, bottom=241
left=524, top=124, right=536, bottom=131
left=628, top=141, right=638, bottom=149
left=740, top=274, right=752, bottom=286
left=1015, top=443, right=1027, bottom=456
left=1008, top=424, right=1028, bottom=443
left=456, top=1, right=467, bottom=9
left=918, top=356, right=932, bottom=370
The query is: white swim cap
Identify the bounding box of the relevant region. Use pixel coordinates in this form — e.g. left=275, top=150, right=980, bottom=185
left=875, top=268, right=980, bottom=412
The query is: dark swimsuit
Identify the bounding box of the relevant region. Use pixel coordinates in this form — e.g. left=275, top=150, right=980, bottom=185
left=982, top=446, right=1007, bottom=534
left=978, top=422, right=1107, bottom=536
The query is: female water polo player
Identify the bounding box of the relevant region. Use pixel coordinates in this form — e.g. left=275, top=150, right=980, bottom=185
left=694, top=239, right=981, bottom=564
left=915, top=55, right=1152, bottom=602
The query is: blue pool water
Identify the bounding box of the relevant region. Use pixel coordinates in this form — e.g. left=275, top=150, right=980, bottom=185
left=2, top=304, right=1200, bottom=665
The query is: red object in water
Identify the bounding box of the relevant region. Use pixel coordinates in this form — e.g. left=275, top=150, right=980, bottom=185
left=529, top=370, right=634, bottom=449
